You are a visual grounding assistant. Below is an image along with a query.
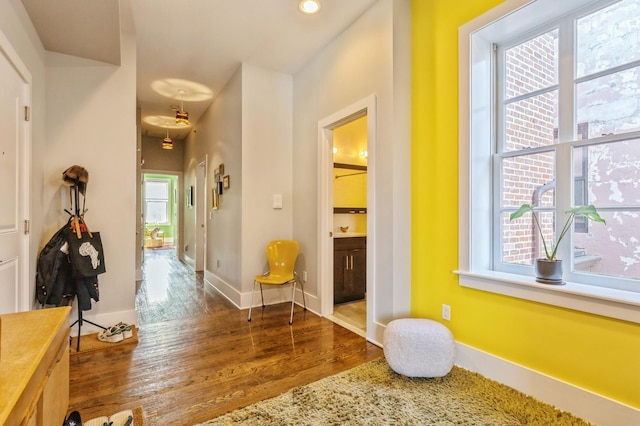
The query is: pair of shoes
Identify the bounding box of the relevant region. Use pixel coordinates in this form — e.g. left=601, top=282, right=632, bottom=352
left=115, top=322, right=133, bottom=339
left=63, top=411, right=82, bottom=426
left=97, top=325, right=124, bottom=343
left=97, top=322, right=134, bottom=343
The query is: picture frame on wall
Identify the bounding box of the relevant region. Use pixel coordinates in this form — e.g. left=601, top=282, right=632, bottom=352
left=223, top=175, right=230, bottom=190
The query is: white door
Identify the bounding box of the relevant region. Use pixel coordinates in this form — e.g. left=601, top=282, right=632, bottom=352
left=0, top=35, right=30, bottom=314
left=195, top=160, right=206, bottom=272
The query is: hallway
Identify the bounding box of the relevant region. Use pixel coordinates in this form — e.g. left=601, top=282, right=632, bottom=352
left=68, top=249, right=382, bottom=424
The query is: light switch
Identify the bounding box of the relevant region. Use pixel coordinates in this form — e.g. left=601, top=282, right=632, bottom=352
left=273, top=194, right=283, bottom=209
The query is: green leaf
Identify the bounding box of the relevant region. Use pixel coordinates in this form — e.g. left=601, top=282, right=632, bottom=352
left=509, top=204, right=535, bottom=221
left=566, top=205, right=606, bottom=224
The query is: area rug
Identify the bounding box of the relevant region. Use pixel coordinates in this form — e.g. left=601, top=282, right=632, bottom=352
left=195, top=358, right=591, bottom=425
left=84, top=406, right=145, bottom=426
left=69, top=325, right=138, bottom=355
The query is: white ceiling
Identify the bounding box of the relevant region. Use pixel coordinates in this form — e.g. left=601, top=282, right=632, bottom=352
left=21, top=0, right=379, bottom=139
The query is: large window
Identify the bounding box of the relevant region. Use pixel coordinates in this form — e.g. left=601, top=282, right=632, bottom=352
left=497, top=0, right=640, bottom=287
left=145, top=179, right=171, bottom=224
left=459, top=0, right=640, bottom=323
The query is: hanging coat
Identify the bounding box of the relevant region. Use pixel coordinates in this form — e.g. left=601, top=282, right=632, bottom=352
left=36, top=223, right=73, bottom=306
left=36, top=222, right=100, bottom=310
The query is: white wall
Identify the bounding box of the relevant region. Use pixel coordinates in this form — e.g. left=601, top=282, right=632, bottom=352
left=142, top=135, right=185, bottom=172
left=183, top=65, right=242, bottom=294
left=240, top=64, right=294, bottom=293
left=42, top=32, right=137, bottom=332
left=292, top=0, right=411, bottom=342
left=0, top=0, right=47, bottom=309
left=183, top=64, right=294, bottom=307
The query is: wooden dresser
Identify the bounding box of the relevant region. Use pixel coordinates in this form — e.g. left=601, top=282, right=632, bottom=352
left=0, top=306, right=71, bottom=426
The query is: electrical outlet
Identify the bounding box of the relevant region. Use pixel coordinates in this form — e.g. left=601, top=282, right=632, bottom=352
left=302, top=271, right=308, bottom=282
left=216, top=259, right=220, bottom=268
left=442, top=304, right=451, bottom=321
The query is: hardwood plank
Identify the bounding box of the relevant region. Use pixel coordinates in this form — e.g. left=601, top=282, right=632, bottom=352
left=68, top=249, right=382, bottom=424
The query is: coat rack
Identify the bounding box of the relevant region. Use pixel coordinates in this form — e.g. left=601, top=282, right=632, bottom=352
left=65, top=178, right=106, bottom=351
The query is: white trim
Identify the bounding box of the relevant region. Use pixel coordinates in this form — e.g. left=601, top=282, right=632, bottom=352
left=458, top=0, right=640, bottom=319
left=456, top=270, right=640, bottom=324
left=69, top=307, right=138, bottom=337
left=0, top=27, right=32, bottom=312
left=317, top=94, right=377, bottom=343
left=456, top=342, right=640, bottom=426
left=205, top=270, right=319, bottom=313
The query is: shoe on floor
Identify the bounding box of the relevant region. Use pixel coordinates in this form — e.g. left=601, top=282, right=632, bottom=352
left=63, top=410, right=82, bottom=426
left=115, top=322, right=133, bottom=339
left=97, top=325, right=124, bottom=343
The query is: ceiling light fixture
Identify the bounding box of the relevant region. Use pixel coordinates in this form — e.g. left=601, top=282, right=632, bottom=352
left=162, top=125, right=173, bottom=150
left=299, top=0, right=321, bottom=15
left=175, top=89, right=190, bottom=126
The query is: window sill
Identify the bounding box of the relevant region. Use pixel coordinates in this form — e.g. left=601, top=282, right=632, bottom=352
left=454, top=270, right=640, bottom=324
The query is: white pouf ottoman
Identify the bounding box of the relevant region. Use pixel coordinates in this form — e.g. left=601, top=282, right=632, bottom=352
left=383, top=318, right=455, bottom=377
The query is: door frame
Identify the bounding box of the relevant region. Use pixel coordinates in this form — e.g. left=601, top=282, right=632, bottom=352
left=141, top=170, right=183, bottom=258
left=195, top=157, right=207, bottom=272
left=318, top=95, right=376, bottom=341
left=0, top=28, right=32, bottom=312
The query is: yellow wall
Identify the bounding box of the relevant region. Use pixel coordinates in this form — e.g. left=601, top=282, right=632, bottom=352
left=411, top=0, right=640, bottom=409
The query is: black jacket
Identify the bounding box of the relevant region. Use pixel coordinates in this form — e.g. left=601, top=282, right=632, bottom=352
left=36, top=223, right=100, bottom=310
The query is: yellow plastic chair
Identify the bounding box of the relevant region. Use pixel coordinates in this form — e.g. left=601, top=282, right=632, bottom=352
left=248, top=240, right=307, bottom=324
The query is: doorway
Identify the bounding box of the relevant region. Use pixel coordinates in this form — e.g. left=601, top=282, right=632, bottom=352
left=195, top=159, right=207, bottom=272
left=318, top=95, right=376, bottom=341
left=142, top=173, right=179, bottom=254
left=331, top=116, right=368, bottom=335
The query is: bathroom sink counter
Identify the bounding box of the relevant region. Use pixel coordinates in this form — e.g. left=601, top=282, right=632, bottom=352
left=334, top=232, right=367, bottom=238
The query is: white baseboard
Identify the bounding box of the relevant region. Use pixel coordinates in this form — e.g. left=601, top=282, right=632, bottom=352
left=204, top=271, right=320, bottom=314
left=67, top=306, right=138, bottom=337
left=182, top=254, right=195, bottom=269
left=455, top=342, right=640, bottom=426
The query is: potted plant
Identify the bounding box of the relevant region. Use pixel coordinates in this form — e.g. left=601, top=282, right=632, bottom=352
left=509, top=204, right=606, bottom=284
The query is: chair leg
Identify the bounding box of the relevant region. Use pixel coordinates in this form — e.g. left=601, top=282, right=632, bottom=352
left=259, top=283, right=265, bottom=307
left=248, top=280, right=256, bottom=321
left=289, top=280, right=297, bottom=325
left=300, top=279, right=307, bottom=310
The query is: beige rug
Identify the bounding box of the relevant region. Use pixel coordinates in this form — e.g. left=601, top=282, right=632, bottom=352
left=196, top=358, right=591, bottom=425
left=85, top=406, right=145, bottom=426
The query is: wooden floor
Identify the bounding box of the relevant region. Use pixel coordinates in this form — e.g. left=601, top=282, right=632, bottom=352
left=333, top=299, right=366, bottom=331
left=68, top=248, right=382, bottom=425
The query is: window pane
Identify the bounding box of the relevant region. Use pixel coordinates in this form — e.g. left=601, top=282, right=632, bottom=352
left=502, top=152, right=555, bottom=208
left=502, top=211, right=555, bottom=265
left=505, top=29, right=558, bottom=99
left=572, top=140, right=640, bottom=280
left=574, top=211, right=640, bottom=280
left=146, top=201, right=168, bottom=223
left=579, top=139, right=640, bottom=208
left=577, top=0, right=640, bottom=78
left=505, top=90, right=558, bottom=151
left=145, top=181, right=169, bottom=200
left=576, top=66, right=640, bottom=137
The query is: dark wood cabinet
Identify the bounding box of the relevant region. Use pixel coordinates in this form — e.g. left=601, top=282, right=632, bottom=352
left=334, top=237, right=366, bottom=304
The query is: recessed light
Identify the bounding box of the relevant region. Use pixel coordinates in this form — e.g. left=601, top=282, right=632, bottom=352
left=299, top=0, right=321, bottom=15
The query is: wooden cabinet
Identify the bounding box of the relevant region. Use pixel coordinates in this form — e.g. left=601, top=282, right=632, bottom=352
left=334, top=237, right=366, bottom=304
left=0, top=307, right=71, bottom=426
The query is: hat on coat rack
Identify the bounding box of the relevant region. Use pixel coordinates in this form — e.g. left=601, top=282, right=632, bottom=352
left=62, top=165, right=89, bottom=195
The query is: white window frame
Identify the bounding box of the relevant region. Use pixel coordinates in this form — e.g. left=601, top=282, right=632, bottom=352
left=145, top=179, right=171, bottom=225
left=457, top=0, right=640, bottom=324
